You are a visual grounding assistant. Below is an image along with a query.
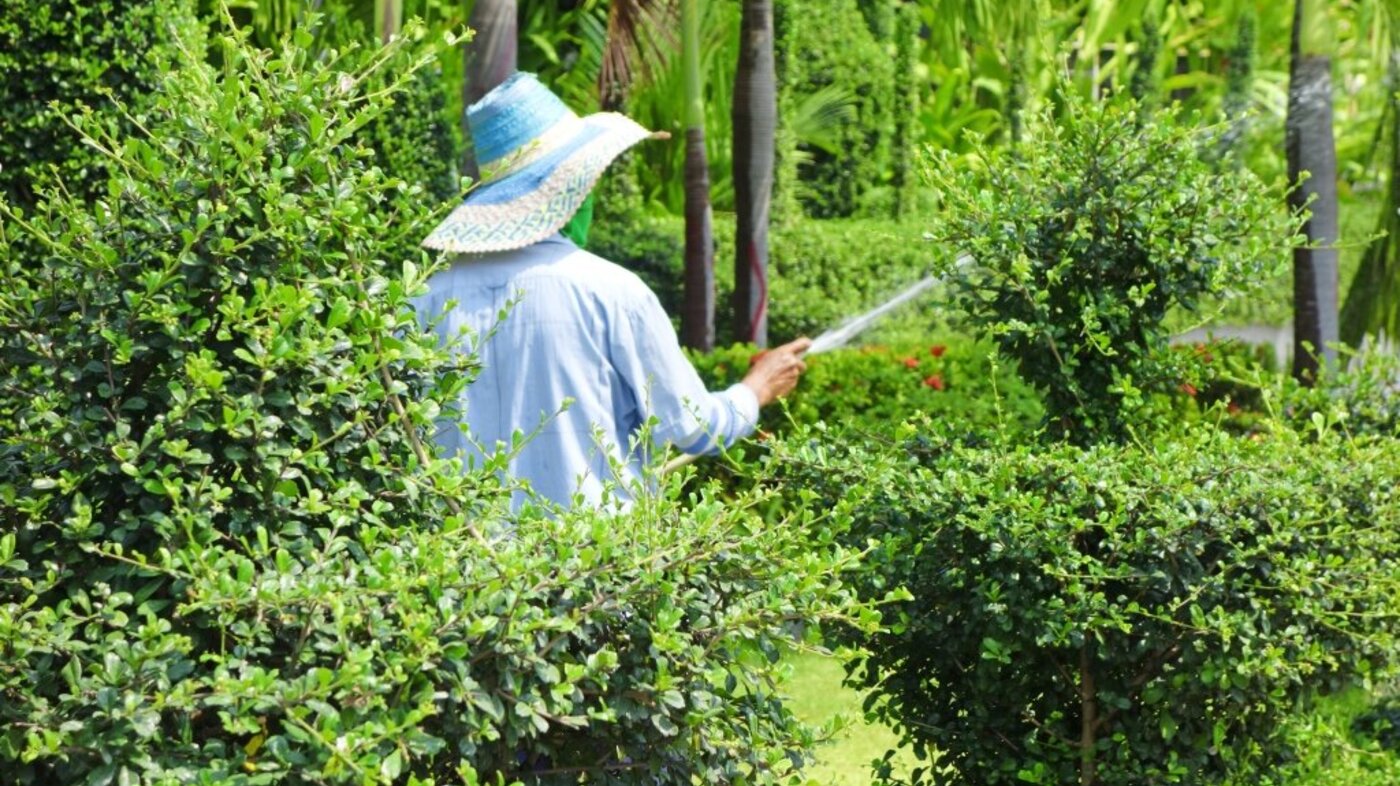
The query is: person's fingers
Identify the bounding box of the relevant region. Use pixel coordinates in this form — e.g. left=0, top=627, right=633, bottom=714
left=782, top=337, right=814, bottom=355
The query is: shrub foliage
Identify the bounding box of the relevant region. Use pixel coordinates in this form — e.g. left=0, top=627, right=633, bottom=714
left=774, top=0, right=909, bottom=218
left=0, top=18, right=872, bottom=785
left=689, top=338, right=1042, bottom=439
left=0, top=0, right=197, bottom=210
left=926, top=93, right=1303, bottom=442
left=756, top=90, right=1397, bottom=786
left=774, top=426, right=1400, bottom=786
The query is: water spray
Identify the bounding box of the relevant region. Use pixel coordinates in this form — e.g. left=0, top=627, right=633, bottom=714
left=663, top=253, right=973, bottom=474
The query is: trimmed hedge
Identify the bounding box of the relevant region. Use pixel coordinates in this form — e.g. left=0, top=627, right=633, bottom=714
left=0, top=0, right=197, bottom=210
left=927, top=89, right=1298, bottom=442
left=689, top=338, right=1043, bottom=439
left=773, top=0, right=908, bottom=218
left=771, top=424, right=1400, bottom=785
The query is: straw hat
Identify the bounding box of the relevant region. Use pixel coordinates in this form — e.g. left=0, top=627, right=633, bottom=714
left=421, top=72, right=660, bottom=254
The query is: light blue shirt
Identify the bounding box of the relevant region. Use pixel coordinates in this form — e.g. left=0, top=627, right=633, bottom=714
left=414, top=234, right=759, bottom=509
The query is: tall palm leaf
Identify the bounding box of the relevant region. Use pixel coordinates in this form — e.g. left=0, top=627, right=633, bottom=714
left=731, top=0, right=775, bottom=346
left=1287, top=0, right=1340, bottom=380
left=1342, top=9, right=1400, bottom=348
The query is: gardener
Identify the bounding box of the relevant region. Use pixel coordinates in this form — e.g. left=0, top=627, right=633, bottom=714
left=415, top=73, right=810, bottom=510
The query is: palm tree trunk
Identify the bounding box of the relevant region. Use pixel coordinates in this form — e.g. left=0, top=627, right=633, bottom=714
left=373, top=0, right=401, bottom=44
left=1286, top=0, right=1340, bottom=381
left=731, top=0, right=774, bottom=347
left=465, top=0, right=517, bottom=104
left=680, top=0, right=714, bottom=351
left=463, top=0, right=517, bottom=175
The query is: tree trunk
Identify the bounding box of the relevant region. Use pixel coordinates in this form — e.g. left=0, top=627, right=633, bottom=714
left=1170, top=51, right=1194, bottom=104
left=731, top=0, right=774, bottom=347
left=680, top=0, right=714, bottom=351
left=1341, top=49, right=1400, bottom=347
left=1079, top=643, right=1097, bottom=786
left=1287, top=0, right=1340, bottom=380
left=463, top=0, right=518, bottom=175
left=373, top=0, right=401, bottom=44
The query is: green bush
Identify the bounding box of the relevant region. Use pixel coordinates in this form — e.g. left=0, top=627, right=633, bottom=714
left=1354, top=695, right=1400, bottom=753
left=770, top=425, right=1400, bottom=786
left=1278, top=345, right=1400, bottom=438
left=735, top=91, right=1395, bottom=786
left=926, top=91, right=1302, bottom=442
left=689, top=338, right=1042, bottom=439
left=774, top=0, right=904, bottom=218
left=0, top=0, right=197, bottom=210
left=0, top=21, right=873, bottom=785
left=1194, top=343, right=1400, bottom=439
left=1277, top=689, right=1400, bottom=786
left=589, top=212, right=938, bottom=344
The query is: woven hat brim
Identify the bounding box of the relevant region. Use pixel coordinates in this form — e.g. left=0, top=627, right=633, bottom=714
left=422, top=113, right=654, bottom=254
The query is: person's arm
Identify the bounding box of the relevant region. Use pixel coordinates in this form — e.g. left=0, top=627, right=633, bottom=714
left=611, top=286, right=807, bottom=455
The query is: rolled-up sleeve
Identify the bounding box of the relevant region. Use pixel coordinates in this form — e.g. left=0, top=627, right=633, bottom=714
left=610, top=286, right=760, bottom=455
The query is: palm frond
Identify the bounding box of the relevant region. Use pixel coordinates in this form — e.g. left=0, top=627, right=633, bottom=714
left=600, top=0, right=679, bottom=108
left=788, top=84, right=856, bottom=155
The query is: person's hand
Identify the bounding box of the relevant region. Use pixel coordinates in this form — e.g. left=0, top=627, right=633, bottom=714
left=742, top=337, right=812, bottom=407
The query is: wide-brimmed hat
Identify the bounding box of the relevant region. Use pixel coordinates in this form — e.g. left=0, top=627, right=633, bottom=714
left=421, top=73, right=659, bottom=254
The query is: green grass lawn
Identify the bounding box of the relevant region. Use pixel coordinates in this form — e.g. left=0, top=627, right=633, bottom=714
left=785, top=652, right=1399, bottom=786
left=784, top=651, right=918, bottom=786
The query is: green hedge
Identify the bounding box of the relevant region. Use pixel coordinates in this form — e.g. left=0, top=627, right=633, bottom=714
left=0, top=23, right=872, bottom=784
left=771, top=425, right=1400, bottom=785
left=589, top=212, right=939, bottom=344
left=773, top=0, right=908, bottom=218
left=0, top=0, right=196, bottom=210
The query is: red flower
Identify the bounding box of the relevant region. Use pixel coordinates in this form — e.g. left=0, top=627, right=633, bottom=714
left=923, top=374, right=945, bottom=391
left=903, top=357, right=919, bottom=369
left=1180, top=382, right=1199, bottom=398
left=929, top=344, right=947, bottom=358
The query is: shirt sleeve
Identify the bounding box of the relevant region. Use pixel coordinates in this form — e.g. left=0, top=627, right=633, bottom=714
left=610, top=284, right=761, bottom=456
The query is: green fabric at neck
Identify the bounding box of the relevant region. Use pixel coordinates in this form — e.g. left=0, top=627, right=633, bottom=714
left=560, top=192, right=595, bottom=249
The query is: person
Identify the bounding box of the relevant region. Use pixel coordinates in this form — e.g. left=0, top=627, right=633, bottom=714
left=415, top=73, right=810, bottom=510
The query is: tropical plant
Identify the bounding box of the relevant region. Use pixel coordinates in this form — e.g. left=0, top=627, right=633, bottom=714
left=598, top=0, right=676, bottom=110
left=463, top=0, right=516, bottom=153
left=373, top=0, right=401, bottom=41
left=1342, top=5, right=1400, bottom=347
left=772, top=0, right=905, bottom=218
